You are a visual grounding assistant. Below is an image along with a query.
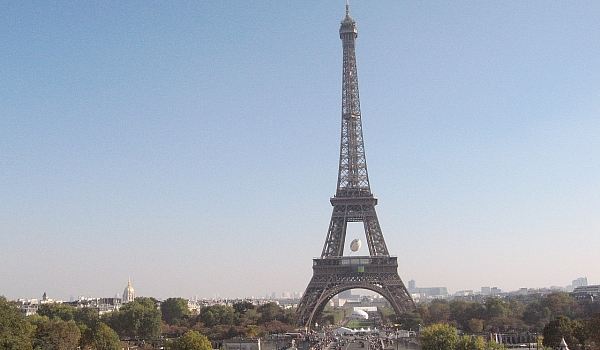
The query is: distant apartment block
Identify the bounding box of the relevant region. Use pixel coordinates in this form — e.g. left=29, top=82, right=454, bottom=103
left=408, top=281, right=449, bottom=300
left=571, top=285, right=600, bottom=300
left=572, top=277, right=588, bottom=288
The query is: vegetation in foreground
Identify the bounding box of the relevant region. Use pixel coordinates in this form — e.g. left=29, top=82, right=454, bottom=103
left=3, top=291, right=600, bottom=349
left=402, top=293, right=600, bottom=349
left=0, top=296, right=295, bottom=349
left=420, top=323, right=506, bottom=350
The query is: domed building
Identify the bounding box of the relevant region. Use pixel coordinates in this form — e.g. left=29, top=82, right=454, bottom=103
left=122, top=277, right=135, bottom=303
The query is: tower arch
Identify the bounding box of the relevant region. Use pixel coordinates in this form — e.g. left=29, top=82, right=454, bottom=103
left=305, top=285, right=407, bottom=328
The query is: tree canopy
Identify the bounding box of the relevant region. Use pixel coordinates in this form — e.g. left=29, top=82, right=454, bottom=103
left=0, top=296, right=33, bottom=350
left=161, top=298, right=191, bottom=325
left=168, top=330, right=212, bottom=350
left=420, top=324, right=506, bottom=350
left=542, top=316, right=585, bottom=349
left=420, top=323, right=459, bottom=350
left=103, top=297, right=161, bottom=339
left=31, top=317, right=81, bottom=350
left=89, top=322, right=121, bottom=350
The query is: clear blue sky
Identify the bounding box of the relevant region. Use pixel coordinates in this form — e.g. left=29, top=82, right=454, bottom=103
left=1, top=1, right=600, bottom=300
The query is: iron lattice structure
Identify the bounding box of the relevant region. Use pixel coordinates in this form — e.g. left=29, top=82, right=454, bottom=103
left=296, top=4, right=415, bottom=328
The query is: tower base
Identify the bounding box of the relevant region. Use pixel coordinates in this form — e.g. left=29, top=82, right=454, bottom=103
left=296, top=256, right=415, bottom=328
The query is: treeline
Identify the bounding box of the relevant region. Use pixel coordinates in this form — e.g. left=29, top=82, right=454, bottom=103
left=0, top=296, right=296, bottom=350
left=401, top=293, right=600, bottom=350
left=160, top=299, right=297, bottom=339
left=419, top=318, right=600, bottom=350
left=541, top=315, right=600, bottom=349
left=420, top=324, right=506, bottom=350
left=1, top=296, right=120, bottom=350
left=410, top=292, right=600, bottom=333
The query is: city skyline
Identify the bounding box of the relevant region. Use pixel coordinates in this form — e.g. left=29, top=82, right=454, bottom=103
left=2, top=1, right=600, bottom=300
left=10, top=275, right=596, bottom=302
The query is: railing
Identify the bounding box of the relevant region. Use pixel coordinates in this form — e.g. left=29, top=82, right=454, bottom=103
left=313, top=256, right=397, bottom=266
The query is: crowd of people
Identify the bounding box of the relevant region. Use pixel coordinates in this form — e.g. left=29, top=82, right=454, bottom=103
left=306, top=328, right=418, bottom=350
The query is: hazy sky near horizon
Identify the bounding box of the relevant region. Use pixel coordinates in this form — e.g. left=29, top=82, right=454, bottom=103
left=2, top=1, right=600, bottom=300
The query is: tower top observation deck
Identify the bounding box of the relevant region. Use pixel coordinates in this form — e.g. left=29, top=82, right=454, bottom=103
left=340, top=1, right=357, bottom=37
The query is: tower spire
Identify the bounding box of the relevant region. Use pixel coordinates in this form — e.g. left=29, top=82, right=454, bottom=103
left=345, top=0, right=350, bottom=17
left=320, top=1, right=386, bottom=258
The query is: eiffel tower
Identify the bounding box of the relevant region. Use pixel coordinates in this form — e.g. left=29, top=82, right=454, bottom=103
left=296, top=3, right=415, bottom=329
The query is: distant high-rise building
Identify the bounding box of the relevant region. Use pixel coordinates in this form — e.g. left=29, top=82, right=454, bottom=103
left=481, top=287, right=491, bottom=295
left=454, top=290, right=474, bottom=297
left=490, top=287, right=502, bottom=295
left=419, top=287, right=448, bottom=298
left=122, top=278, right=135, bottom=303
left=408, top=280, right=416, bottom=292
left=405, top=281, right=448, bottom=299
left=339, top=290, right=355, bottom=298
left=572, top=277, right=588, bottom=288
left=572, top=285, right=600, bottom=300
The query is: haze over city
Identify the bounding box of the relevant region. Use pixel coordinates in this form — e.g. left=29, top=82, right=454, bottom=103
left=2, top=1, right=600, bottom=301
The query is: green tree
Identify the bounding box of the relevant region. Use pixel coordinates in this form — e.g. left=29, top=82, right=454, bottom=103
left=420, top=323, right=458, bottom=350
left=280, top=307, right=296, bottom=325
left=162, top=323, right=190, bottom=338
left=0, top=296, right=34, bottom=350
left=455, top=335, right=506, bottom=350
left=456, top=335, right=485, bottom=350
left=74, top=307, right=99, bottom=327
left=586, top=313, right=600, bottom=348
left=319, top=306, right=345, bottom=327
left=572, top=320, right=588, bottom=349
left=467, top=319, right=484, bottom=333
left=244, top=325, right=260, bottom=338
left=203, top=324, right=234, bottom=340
left=484, top=298, right=507, bottom=320
left=542, top=293, right=578, bottom=319
left=198, top=305, right=236, bottom=327
left=89, top=323, right=121, bottom=350
left=522, top=301, right=551, bottom=329
left=232, top=301, right=254, bottom=314
left=239, top=308, right=260, bottom=326
left=485, top=341, right=506, bottom=350
left=542, top=316, right=577, bottom=349
left=448, top=301, right=486, bottom=331
left=257, top=302, right=283, bottom=324
left=396, top=312, right=422, bottom=330
left=427, top=300, right=451, bottom=324
left=168, top=330, right=212, bottom=350
left=161, top=298, right=191, bottom=325
left=32, top=317, right=81, bottom=350
left=37, top=303, right=76, bottom=322
left=262, top=320, right=293, bottom=334
left=72, top=307, right=101, bottom=349
left=104, top=297, right=161, bottom=339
